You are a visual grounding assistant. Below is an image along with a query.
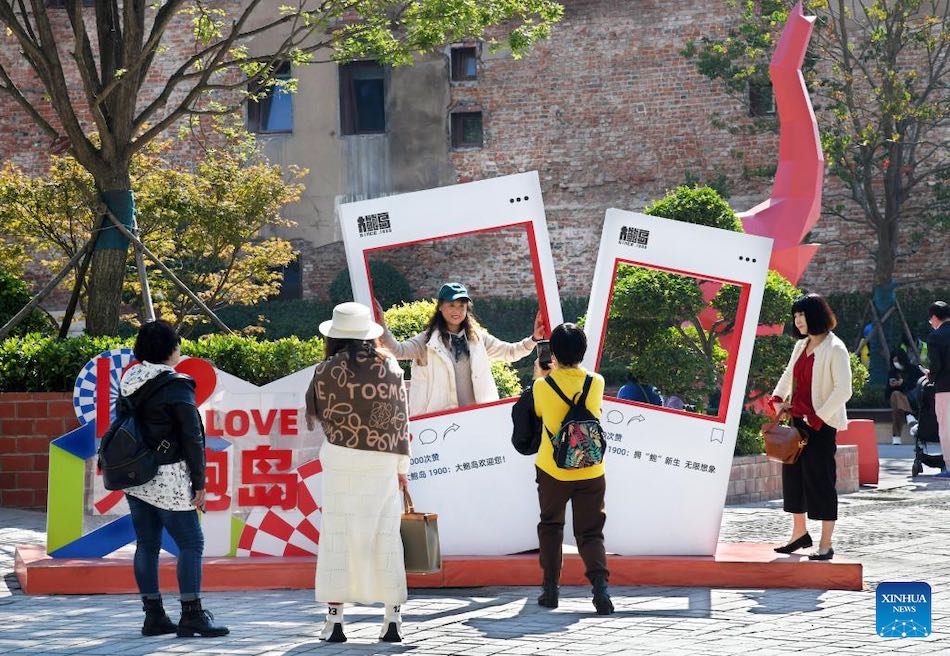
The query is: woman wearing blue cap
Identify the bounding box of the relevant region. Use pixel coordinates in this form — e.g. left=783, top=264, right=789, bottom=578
left=378, top=283, right=544, bottom=415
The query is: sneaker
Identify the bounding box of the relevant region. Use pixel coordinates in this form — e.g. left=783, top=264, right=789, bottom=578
left=935, top=470, right=950, bottom=479
left=891, top=436, right=902, bottom=445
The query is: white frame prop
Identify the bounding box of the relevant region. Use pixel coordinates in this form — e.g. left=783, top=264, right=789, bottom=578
left=583, top=209, right=773, bottom=555
left=338, top=172, right=563, bottom=555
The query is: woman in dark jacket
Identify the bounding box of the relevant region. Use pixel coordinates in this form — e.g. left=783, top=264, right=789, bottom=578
left=122, top=320, right=228, bottom=638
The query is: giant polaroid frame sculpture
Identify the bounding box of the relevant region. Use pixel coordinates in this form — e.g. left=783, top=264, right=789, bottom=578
left=582, top=209, right=772, bottom=555
left=339, top=171, right=562, bottom=555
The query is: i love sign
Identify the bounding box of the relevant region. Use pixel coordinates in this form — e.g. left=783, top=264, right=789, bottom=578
left=49, top=349, right=326, bottom=559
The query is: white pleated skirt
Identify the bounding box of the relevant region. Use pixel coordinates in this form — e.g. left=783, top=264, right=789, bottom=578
left=314, top=440, right=407, bottom=605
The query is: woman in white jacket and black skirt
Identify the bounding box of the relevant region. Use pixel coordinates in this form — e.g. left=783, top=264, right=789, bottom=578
left=769, top=293, right=852, bottom=561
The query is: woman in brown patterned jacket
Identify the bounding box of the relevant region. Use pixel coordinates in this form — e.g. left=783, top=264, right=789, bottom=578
left=305, top=302, right=411, bottom=644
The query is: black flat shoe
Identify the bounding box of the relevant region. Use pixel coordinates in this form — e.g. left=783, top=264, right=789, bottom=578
left=773, top=532, right=813, bottom=554
left=808, top=548, right=834, bottom=561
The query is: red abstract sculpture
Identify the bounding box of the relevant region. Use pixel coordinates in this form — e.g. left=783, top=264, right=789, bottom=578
left=736, top=1, right=823, bottom=287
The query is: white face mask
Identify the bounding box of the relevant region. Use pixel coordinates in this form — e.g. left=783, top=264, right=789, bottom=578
left=893, top=361, right=904, bottom=370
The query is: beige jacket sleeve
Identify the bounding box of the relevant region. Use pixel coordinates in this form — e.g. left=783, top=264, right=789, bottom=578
left=379, top=329, right=429, bottom=365
left=814, top=341, right=853, bottom=424
left=482, top=333, right=536, bottom=362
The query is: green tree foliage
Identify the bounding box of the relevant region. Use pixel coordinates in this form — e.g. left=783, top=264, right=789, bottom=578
left=0, top=1, right=564, bottom=335
left=0, top=132, right=302, bottom=333
left=0, top=269, right=57, bottom=337
left=382, top=299, right=522, bottom=396
left=644, top=185, right=744, bottom=232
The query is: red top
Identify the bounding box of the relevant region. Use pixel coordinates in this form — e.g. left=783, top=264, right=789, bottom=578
left=790, top=350, right=817, bottom=419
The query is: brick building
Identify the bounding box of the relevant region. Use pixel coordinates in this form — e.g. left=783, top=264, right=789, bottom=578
left=1, top=1, right=943, bottom=307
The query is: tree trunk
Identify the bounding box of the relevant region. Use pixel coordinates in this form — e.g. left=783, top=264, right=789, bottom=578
left=85, top=174, right=135, bottom=336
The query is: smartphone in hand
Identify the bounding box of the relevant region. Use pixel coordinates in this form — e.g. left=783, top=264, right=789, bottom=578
left=537, top=339, right=552, bottom=370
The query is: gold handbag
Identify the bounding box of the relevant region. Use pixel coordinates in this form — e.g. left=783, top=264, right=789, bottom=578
left=400, top=488, right=441, bottom=574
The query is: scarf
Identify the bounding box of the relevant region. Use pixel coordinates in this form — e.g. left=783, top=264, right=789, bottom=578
left=449, top=333, right=470, bottom=361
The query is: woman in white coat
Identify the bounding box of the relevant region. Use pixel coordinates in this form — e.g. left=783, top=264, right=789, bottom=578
left=379, top=282, right=544, bottom=415
left=305, top=302, right=411, bottom=643
left=769, top=293, right=852, bottom=561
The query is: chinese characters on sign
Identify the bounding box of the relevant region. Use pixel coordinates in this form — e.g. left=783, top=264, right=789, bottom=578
left=619, top=226, right=650, bottom=248
left=357, top=211, right=392, bottom=237
left=602, top=430, right=716, bottom=474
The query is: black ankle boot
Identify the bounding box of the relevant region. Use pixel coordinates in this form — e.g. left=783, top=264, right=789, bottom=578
left=177, top=599, right=230, bottom=638
left=537, top=580, right=559, bottom=609
left=591, top=576, right=614, bottom=615
left=141, top=598, right=177, bottom=636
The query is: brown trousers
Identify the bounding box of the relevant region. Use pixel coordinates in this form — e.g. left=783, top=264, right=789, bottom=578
left=536, top=467, right=609, bottom=585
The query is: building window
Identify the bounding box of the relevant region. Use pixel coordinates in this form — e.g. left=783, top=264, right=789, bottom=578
left=277, top=258, right=302, bottom=300
left=748, top=80, right=775, bottom=117
left=340, top=61, right=386, bottom=135
left=451, top=46, right=477, bottom=81
left=451, top=112, right=483, bottom=149
left=247, top=61, right=293, bottom=133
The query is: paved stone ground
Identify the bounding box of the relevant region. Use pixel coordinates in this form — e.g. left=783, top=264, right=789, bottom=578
left=2, top=445, right=948, bottom=655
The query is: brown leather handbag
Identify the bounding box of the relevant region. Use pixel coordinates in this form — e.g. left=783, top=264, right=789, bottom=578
left=762, top=411, right=808, bottom=464
left=400, top=488, right=441, bottom=574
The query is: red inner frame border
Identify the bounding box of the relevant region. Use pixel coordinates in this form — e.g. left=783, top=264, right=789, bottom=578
left=594, top=258, right=753, bottom=424
left=363, top=220, right=551, bottom=421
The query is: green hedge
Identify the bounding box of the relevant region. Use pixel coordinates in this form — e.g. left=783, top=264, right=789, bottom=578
left=191, top=296, right=591, bottom=343
left=0, top=334, right=325, bottom=392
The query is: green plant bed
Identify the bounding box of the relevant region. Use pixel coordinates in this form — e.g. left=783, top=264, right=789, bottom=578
left=0, top=334, right=325, bottom=392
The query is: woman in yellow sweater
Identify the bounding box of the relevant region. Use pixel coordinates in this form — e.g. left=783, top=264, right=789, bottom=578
left=532, top=323, right=613, bottom=615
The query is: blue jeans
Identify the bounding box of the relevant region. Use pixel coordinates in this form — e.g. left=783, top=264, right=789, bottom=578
left=126, top=494, right=204, bottom=601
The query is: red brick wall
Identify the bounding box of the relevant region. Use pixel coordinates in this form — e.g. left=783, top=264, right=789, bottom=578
left=0, top=393, right=78, bottom=509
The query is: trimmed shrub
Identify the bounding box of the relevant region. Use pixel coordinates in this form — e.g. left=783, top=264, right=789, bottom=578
left=644, top=185, right=744, bottom=232
left=330, top=261, right=412, bottom=308
left=0, top=334, right=324, bottom=392
left=0, top=269, right=56, bottom=336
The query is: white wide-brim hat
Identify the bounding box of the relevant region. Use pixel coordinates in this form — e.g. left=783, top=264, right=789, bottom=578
left=319, top=302, right=384, bottom=340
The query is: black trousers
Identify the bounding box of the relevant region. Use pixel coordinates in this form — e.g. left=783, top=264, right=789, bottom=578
left=536, top=467, right=609, bottom=585
left=782, top=417, right=838, bottom=521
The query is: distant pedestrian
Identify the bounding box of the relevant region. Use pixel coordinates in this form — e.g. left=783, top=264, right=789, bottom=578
left=617, top=372, right=663, bottom=406
left=770, top=294, right=852, bottom=561
left=122, top=320, right=228, bottom=638
left=886, top=348, right=925, bottom=444
left=926, top=301, right=950, bottom=477
left=306, top=302, right=411, bottom=643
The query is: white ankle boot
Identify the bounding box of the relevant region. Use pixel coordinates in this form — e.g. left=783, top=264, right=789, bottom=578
left=379, top=605, right=402, bottom=642
left=319, top=604, right=346, bottom=642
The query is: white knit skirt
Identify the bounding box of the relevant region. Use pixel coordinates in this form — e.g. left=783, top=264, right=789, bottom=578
left=314, top=440, right=407, bottom=605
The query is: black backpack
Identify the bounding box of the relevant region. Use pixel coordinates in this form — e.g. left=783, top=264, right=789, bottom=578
left=98, top=371, right=181, bottom=490
left=544, top=375, right=606, bottom=469
left=511, top=385, right=542, bottom=455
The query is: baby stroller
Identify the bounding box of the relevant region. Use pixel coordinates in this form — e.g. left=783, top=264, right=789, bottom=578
left=910, top=377, right=944, bottom=477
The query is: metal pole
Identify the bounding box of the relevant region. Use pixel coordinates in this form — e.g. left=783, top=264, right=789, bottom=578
left=131, top=214, right=155, bottom=323
left=57, top=241, right=96, bottom=339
